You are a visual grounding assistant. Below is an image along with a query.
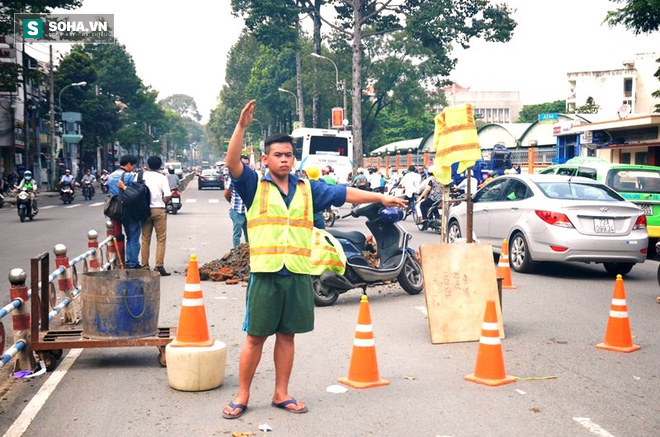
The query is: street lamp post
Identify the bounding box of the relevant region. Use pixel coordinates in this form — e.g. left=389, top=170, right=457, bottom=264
left=311, top=53, right=347, bottom=125
left=278, top=87, right=300, bottom=128
left=57, top=81, right=86, bottom=175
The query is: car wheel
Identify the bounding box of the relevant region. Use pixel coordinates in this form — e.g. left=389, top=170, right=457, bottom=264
left=397, top=254, right=424, bottom=295
left=603, top=262, right=635, bottom=276
left=447, top=220, right=461, bottom=243
left=312, top=277, right=338, bottom=307
left=198, top=184, right=202, bottom=190
left=509, top=232, right=535, bottom=273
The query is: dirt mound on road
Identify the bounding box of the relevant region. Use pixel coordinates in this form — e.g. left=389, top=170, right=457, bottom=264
left=199, top=242, right=380, bottom=285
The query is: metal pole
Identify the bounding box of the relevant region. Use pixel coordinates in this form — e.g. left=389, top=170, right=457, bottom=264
left=49, top=46, right=56, bottom=191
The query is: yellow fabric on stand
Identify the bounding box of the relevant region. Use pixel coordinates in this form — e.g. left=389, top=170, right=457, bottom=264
left=432, top=104, right=482, bottom=185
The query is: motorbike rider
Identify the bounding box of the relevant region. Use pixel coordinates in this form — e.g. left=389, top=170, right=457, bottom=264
left=418, top=172, right=442, bottom=230
left=60, top=169, right=75, bottom=194
left=81, top=169, right=96, bottom=195
left=99, top=169, right=109, bottom=190
left=166, top=166, right=179, bottom=190
left=17, top=170, right=38, bottom=213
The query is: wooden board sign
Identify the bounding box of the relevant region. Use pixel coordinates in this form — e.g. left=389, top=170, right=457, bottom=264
left=419, top=242, right=504, bottom=344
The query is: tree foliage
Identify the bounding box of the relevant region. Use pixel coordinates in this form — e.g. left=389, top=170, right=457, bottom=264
left=0, top=0, right=81, bottom=36
left=159, top=94, right=202, bottom=121
left=575, top=96, right=601, bottom=114
left=605, top=0, right=660, bottom=34
left=516, top=100, right=566, bottom=123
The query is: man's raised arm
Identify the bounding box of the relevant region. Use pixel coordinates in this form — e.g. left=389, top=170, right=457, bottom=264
left=226, top=100, right=256, bottom=179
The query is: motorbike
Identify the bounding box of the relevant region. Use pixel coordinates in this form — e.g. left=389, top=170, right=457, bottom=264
left=60, top=184, right=75, bottom=204
left=17, top=188, right=37, bottom=222
left=417, top=186, right=463, bottom=233
left=313, top=202, right=424, bottom=306
left=166, top=188, right=182, bottom=214
left=100, top=178, right=109, bottom=194
left=82, top=180, right=95, bottom=200
left=322, top=206, right=340, bottom=228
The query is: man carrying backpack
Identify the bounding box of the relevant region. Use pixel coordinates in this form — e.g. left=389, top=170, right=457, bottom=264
left=108, top=155, right=142, bottom=269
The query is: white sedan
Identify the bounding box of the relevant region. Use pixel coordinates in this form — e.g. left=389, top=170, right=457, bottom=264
left=447, top=174, right=648, bottom=276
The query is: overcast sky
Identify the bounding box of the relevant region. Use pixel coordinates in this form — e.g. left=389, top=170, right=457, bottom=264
left=35, top=0, right=660, bottom=123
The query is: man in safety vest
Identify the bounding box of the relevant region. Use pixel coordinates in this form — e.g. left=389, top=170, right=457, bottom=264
left=221, top=100, right=406, bottom=420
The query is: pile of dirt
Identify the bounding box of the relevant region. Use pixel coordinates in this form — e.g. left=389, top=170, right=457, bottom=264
left=199, top=241, right=380, bottom=284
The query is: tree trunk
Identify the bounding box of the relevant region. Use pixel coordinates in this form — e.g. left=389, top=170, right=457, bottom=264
left=351, top=1, right=363, bottom=173
left=295, top=19, right=305, bottom=128
left=312, top=0, right=322, bottom=128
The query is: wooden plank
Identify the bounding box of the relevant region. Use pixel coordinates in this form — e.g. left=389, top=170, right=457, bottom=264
left=419, top=242, right=504, bottom=344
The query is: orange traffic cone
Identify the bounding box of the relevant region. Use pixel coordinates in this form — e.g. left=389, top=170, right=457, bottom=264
left=596, top=275, right=640, bottom=353
left=465, top=300, right=515, bottom=386
left=338, top=295, right=389, bottom=389
left=170, top=254, right=214, bottom=347
left=496, top=239, right=516, bottom=290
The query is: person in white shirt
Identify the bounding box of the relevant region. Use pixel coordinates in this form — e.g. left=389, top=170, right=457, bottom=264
left=368, top=168, right=382, bottom=192
left=141, top=156, right=172, bottom=276
left=399, top=165, right=421, bottom=200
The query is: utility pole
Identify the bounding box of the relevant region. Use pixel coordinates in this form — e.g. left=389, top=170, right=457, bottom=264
left=49, top=45, right=56, bottom=190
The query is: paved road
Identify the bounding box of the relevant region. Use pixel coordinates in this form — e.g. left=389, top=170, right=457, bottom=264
left=0, top=185, right=659, bottom=436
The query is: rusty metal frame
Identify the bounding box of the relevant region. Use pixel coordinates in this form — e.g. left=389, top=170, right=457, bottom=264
left=30, top=253, right=175, bottom=351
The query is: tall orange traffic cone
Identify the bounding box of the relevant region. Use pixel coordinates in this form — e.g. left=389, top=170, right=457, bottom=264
left=338, top=295, right=389, bottom=389
left=170, top=254, right=214, bottom=347
left=596, top=275, right=640, bottom=353
left=465, top=300, right=515, bottom=386
left=496, top=239, right=516, bottom=290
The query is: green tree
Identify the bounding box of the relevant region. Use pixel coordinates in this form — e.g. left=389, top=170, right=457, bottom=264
left=0, top=1, right=81, bottom=37
left=575, top=96, right=601, bottom=114
left=516, top=100, right=567, bottom=123
left=605, top=0, right=660, bottom=113
left=159, top=94, right=202, bottom=121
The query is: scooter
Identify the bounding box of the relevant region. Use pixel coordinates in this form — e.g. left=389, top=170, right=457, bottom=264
left=100, top=177, right=109, bottom=194
left=82, top=180, right=94, bottom=200
left=17, top=188, right=37, bottom=222
left=60, top=184, right=75, bottom=204
left=322, top=205, right=340, bottom=228
left=313, top=203, right=424, bottom=306
left=166, top=188, right=182, bottom=214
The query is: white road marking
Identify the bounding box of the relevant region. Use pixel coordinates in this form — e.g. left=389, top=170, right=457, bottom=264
left=40, top=205, right=56, bottom=210
left=89, top=202, right=104, bottom=207
left=3, top=349, right=83, bottom=437
left=515, top=389, right=526, bottom=395
left=65, top=204, right=80, bottom=208
left=415, top=305, right=428, bottom=316
left=573, top=417, right=615, bottom=437
left=208, top=199, right=220, bottom=203
left=185, top=199, right=197, bottom=203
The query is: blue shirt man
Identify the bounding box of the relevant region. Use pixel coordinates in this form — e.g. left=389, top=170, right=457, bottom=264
left=224, top=156, right=250, bottom=248
left=107, top=155, right=141, bottom=269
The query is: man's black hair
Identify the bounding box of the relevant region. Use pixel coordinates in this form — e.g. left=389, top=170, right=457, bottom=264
left=263, top=134, right=293, bottom=156
left=240, top=154, right=250, bottom=161
left=120, top=154, right=138, bottom=166
left=147, top=155, right=162, bottom=170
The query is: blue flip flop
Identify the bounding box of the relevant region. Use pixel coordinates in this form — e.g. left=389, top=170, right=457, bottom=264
left=271, top=398, right=308, bottom=414
left=222, top=401, right=248, bottom=420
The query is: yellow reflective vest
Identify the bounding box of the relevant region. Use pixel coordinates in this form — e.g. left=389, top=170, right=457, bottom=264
left=310, top=228, right=346, bottom=276
left=246, top=177, right=314, bottom=274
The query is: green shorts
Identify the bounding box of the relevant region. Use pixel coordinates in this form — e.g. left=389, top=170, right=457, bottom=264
left=242, top=272, right=314, bottom=336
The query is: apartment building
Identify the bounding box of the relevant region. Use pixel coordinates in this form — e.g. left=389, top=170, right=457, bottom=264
left=442, top=83, right=523, bottom=124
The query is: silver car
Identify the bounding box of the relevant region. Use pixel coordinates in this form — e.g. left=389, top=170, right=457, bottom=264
left=447, top=174, right=648, bottom=275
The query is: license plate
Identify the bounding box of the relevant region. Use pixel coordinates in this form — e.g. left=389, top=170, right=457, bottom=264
left=172, top=198, right=180, bottom=203
left=640, top=204, right=652, bottom=216
left=594, top=218, right=615, bottom=233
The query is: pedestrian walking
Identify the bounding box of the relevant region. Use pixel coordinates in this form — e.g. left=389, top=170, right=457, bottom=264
left=141, top=156, right=172, bottom=276
left=224, top=155, right=250, bottom=248
left=108, top=154, right=142, bottom=269
left=221, top=100, right=406, bottom=420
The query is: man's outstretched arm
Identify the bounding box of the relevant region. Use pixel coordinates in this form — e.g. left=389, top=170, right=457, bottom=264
left=226, top=100, right=256, bottom=179
left=345, top=187, right=407, bottom=208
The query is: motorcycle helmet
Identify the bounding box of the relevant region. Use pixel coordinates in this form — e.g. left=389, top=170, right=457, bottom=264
left=65, top=169, right=71, bottom=174
left=379, top=207, right=404, bottom=224
left=305, top=165, right=320, bottom=181
left=23, top=170, right=32, bottom=181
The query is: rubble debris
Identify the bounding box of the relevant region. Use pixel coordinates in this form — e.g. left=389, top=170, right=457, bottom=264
left=199, top=241, right=379, bottom=285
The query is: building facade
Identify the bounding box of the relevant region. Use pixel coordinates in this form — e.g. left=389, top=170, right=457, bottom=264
left=443, top=83, right=523, bottom=124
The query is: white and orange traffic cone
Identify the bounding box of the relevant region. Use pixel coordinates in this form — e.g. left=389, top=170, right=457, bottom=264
left=596, top=275, right=640, bottom=353
left=339, top=295, right=389, bottom=389
left=496, top=239, right=516, bottom=290
left=465, top=300, right=515, bottom=386
left=166, top=255, right=227, bottom=391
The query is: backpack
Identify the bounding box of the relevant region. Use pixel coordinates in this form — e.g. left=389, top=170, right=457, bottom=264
left=356, top=175, right=368, bottom=188
left=103, top=171, right=151, bottom=221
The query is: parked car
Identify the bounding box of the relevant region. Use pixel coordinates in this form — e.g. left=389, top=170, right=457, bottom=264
left=540, top=157, right=660, bottom=257
left=447, top=174, right=648, bottom=275
left=197, top=169, right=224, bottom=190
